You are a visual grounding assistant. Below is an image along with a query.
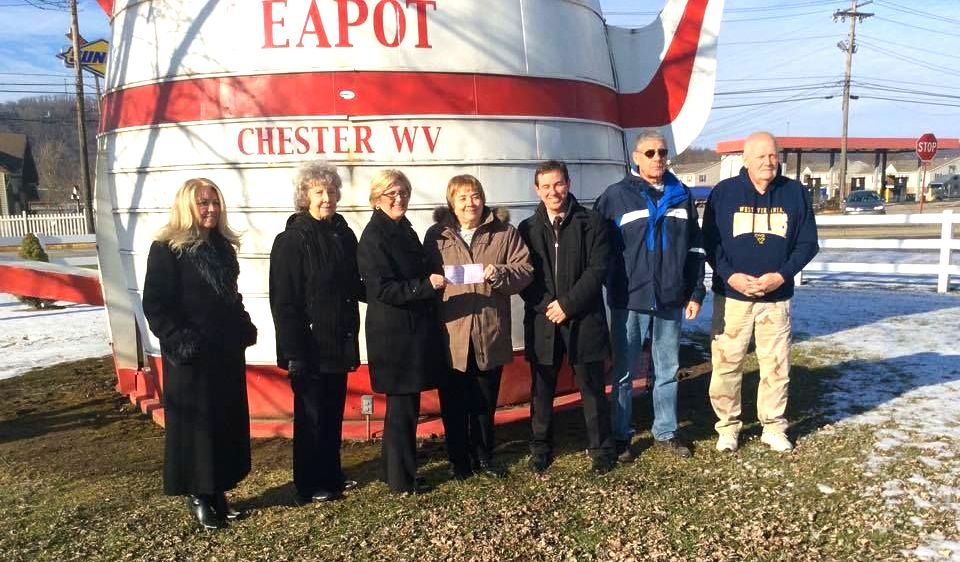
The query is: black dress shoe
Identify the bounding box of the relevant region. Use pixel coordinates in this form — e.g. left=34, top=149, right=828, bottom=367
left=342, top=479, right=359, bottom=491
left=392, top=479, right=431, bottom=494
left=212, top=492, right=243, bottom=520
left=655, top=437, right=693, bottom=458
left=310, top=489, right=342, bottom=502
left=475, top=460, right=507, bottom=479
left=528, top=453, right=552, bottom=474
left=448, top=463, right=473, bottom=481
left=616, top=440, right=636, bottom=463
left=591, top=455, right=616, bottom=475
left=185, top=495, right=225, bottom=529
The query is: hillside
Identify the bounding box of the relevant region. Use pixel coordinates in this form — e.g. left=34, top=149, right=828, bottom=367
left=0, top=96, right=98, bottom=207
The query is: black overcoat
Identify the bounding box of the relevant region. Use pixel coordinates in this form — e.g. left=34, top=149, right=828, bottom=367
left=357, top=209, right=446, bottom=394
left=269, top=212, right=363, bottom=374
left=142, top=233, right=256, bottom=496
left=518, top=194, right=611, bottom=365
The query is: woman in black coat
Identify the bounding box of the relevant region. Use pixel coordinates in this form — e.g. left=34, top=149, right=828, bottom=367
left=142, top=178, right=257, bottom=530
left=269, top=162, right=363, bottom=504
left=357, top=169, right=447, bottom=494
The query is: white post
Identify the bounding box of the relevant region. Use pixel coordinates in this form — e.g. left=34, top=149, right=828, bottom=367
left=20, top=210, right=28, bottom=237
left=938, top=210, right=954, bottom=294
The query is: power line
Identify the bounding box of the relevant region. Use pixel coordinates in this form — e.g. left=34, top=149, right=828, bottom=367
left=872, top=0, right=960, bottom=26
left=855, top=95, right=960, bottom=109
left=716, top=75, right=843, bottom=82
left=858, top=33, right=958, bottom=60
left=716, top=83, right=841, bottom=96
left=725, top=10, right=827, bottom=23
left=605, top=0, right=839, bottom=16
left=853, top=82, right=960, bottom=101
left=722, top=33, right=839, bottom=46
left=873, top=15, right=960, bottom=37
left=713, top=95, right=836, bottom=110
left=857, top=39, right=960, bottom=78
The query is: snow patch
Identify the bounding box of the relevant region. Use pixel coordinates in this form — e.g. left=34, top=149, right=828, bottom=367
left=0, top=293, right=110, bottom=380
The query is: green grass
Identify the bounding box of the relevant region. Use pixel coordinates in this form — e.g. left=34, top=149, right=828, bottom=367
left=0, top=345, right=943, bottom=561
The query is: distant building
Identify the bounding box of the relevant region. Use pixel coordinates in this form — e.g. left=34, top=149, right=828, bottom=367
left=670, top=161, right=721, bottom=186
left=886, top=154, right=960, bottom=198
left=0, top=133, right=39, bottom=215
left=715, top=136, right=960, bottom=202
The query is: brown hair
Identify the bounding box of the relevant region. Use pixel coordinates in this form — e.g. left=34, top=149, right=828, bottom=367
left=534, top=160, right=569, bottom=185
left=445, top=174, right=486, bottom=210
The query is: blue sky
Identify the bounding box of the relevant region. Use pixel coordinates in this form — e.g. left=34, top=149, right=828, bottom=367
left=0, top=0, right=957, bottom=150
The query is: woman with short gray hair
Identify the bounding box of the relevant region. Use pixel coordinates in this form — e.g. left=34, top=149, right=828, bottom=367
left=269, top=161, right=363, bottom=504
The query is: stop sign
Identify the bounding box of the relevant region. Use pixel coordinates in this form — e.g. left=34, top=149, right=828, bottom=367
left=917, top=133, right=938, bottom=162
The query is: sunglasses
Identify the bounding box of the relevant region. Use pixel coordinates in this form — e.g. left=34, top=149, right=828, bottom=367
left=639, top=148, right=669, bottom=159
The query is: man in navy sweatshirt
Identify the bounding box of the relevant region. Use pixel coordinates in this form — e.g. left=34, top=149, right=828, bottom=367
left=702, top=131, right=819, bottom=453
left=595, top=130, right=706, bottom=461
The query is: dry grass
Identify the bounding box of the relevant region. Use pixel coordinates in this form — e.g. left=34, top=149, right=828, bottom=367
left=0, top=346, right=940, bottom=561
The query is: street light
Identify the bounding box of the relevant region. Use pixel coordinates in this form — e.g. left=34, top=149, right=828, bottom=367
left=71, top=184, right=81, bottom=214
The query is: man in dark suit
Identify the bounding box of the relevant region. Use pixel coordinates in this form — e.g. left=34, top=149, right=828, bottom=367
left=518, top=160, right=617, bottom=475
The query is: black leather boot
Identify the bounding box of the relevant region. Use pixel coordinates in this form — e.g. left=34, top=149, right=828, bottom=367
left=212, top=492, right=243, bottom=520
left=185, top=494, right=225, bottom=529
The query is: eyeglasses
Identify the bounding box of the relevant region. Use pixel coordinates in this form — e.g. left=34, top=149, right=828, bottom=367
left=381, top=189, right=411, bottom=202
left=639, top=148, right=669, bottom=159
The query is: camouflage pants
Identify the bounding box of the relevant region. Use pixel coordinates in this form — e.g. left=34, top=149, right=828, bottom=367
left=709, top=296, right=792, bottom=436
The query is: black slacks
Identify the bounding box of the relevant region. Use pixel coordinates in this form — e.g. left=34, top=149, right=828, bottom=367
left=292, top=371, right=348, bottom=499
left=382, top=393, right=421, bottom=492
left=439, top=347, right=503, bottom=471
left=530, top=338, right=614, bottom=460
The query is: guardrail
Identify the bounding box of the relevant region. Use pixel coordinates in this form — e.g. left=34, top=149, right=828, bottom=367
left=807, top=210, right=957, bottom=293
left=0, top=211, right=88, bottom=238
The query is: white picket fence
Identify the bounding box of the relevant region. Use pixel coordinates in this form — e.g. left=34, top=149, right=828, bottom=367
left=804, top=210, right=958, bottom=293
left=0, top=211, right=88, bottom=238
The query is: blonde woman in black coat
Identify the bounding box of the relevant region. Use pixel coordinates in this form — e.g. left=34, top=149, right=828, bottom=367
left=269, top=162, right=363, bottom=504
left=142, top=178, right=257, bottom=529
left=357, top=169, right=447, bottom=494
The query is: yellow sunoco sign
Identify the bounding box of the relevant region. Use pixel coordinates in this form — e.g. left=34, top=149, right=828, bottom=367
left=58, top=38, right=109, bottom=78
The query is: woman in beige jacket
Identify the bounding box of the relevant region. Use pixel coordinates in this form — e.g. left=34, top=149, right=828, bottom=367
left=424, top=174, right=533, bottom=479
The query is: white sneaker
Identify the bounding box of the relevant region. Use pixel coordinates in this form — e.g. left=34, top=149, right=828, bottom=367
left=761, top=432, right=794, bottom=452
left=716, top=434, right=738, bottom=452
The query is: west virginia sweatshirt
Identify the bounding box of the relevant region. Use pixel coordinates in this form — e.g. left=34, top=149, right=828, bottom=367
left=702, top=168, right=819, bottom=302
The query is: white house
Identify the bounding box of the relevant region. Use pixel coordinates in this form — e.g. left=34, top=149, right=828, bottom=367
left=671, top=161, right=721, bottom=186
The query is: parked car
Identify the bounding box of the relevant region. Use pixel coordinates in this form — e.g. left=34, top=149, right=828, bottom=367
left=929, top=175, right=960, bottom=199
left=925, top=183, right=945, bottom=202
left=843, top=190, right=885, bottom=215
left=689, top=185, right=711, bottom=211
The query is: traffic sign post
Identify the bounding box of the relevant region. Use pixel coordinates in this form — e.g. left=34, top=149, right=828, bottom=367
left=916, top=133, right=938, bottom=212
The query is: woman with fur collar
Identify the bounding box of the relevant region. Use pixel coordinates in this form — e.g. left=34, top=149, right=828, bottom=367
left=269, top=162, right=362, bottom=504
left=142, top=178, right=257, bottom=529
left=423, top=175, right=533, bottom=479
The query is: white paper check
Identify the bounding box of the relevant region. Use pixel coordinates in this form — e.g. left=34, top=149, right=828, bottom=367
left=443, top=263, right=485, bottom=285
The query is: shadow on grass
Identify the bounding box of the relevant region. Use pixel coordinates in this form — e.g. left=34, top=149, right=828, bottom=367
left=0, top=397, right=128, bottom=445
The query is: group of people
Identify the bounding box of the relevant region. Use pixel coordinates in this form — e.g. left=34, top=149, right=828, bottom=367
left=142, top=130, right=819, bottom=530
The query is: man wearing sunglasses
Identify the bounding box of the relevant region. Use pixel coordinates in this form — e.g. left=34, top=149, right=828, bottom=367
left=595, top=130, right=706, bottom=462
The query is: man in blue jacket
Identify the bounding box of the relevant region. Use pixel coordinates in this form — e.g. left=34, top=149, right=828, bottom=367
left=702, top=131, right=819, bottom=453
left=595, top=130, right=706, bottom=461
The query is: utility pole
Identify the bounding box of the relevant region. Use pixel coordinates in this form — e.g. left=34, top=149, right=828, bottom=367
left=834, top=0, right=873, bottom=203
left=69, top=0, right=95, bottom=234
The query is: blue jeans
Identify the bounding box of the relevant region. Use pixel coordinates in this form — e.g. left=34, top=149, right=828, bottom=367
left=610, top=307, right=682, bottom=442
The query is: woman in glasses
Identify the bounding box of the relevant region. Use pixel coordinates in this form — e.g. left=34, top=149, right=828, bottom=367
left=424, top=174, right=532, bottom=480
left=357, top=169, right=447, bottom=494
left=142, top=178, right=257, bottom=529
left=269, top=161, right=363, bottom=504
